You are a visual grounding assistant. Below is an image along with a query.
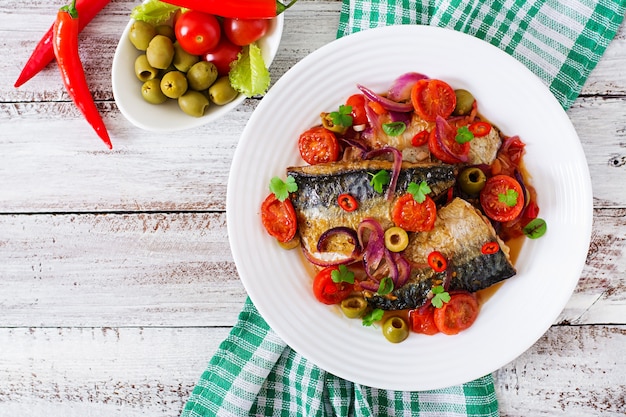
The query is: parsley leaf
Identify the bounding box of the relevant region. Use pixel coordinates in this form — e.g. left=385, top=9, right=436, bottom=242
left=456, top=126, right=474, bottom=144
left=362, top=308, right=384, bottom=326
left=430, top=285, right=451, bottom=309
left=407, top=181, right=431, bottom=203
left=382, top=121, right=406, bottom=137
left=523, top=218, right=547, bottom=239
left=269, top=176, right=297, bottom=202
left=369, top=170, right=390, bottom=194
left=498, top=189, right=519, bottom=207
left=331, top=265, right=355, bottom=284
left=329, top=105, right=353, bottom=128
left=377, top=277, right=394, bottom=295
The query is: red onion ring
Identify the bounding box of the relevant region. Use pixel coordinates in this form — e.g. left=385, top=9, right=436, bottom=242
left=364, top=146, right=403, bottom=200
left=435, top=116, right=469, bottom=163
left=387, top=72, right=428, bottom=102
left=357, top=84, right=414, bottom=113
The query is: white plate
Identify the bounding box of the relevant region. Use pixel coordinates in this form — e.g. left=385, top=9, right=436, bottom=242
left=227, top=25, right=592, bottom=391
left=111, top=14, right=284, bottom=132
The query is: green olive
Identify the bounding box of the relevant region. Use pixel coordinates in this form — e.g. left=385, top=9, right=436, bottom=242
left=128, top=20, right=157, bottom=51
left=173, top=42, right=200, bottom=73
left=187, top=61, right=218, bottom=91
left=340, top=295, right=368, bottom=319
left=453, top=89, right=475, bottom=116
left=146, top=34, right=175, bottom=70
left=178, top=90, right=210, bottom=117
left=160, top=71, right=188, bottom=99
left=382, top=316, right=409, bottom=343
left=155, top=24, right=176, bottom=41
left=278, top=235, right=301, bottom=250
left=384, top=227, right=409, bottom=252
left=321, top=112, right=348, bottom=134
left=134, top=54, right=158, bottom=82
left=208, top=76, right=239, bottom=105
left=140, top=78, right=168, bottom=105
left=458, top=166, right=487, bottom=195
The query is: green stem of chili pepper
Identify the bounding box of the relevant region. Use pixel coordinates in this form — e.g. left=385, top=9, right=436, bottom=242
left=52, top=0, right=112, bottom=149
left=14, top=0, right=111, bottom=88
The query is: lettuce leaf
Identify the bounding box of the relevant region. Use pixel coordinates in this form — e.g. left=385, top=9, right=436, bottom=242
left=229, top=43, right=270, bottom=98
left=130, top=0, right=179, bottom=25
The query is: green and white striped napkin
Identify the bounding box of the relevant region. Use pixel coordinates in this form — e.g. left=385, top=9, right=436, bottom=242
left=181, top=1, right=625, bottom=416
left=338, top=0, right=626, bottom=110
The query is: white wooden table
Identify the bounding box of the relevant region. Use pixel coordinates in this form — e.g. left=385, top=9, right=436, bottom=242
left=1, top=1, right=625, bottom=415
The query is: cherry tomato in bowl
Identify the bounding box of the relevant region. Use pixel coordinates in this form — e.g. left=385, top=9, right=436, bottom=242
left=175, top=10, right=221, bottom=56
left=203, top=36, right=242, bottom=76
left=222, top=17, right=270, bottom=46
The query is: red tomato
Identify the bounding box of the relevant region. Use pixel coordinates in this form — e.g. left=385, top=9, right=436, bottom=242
left=392, top=194, right=437, bottom=232
left=203, top=36, right=242, bottom=76
left=222, top=17, right=270, bottom=46
left=428, top=119, right=470, bottom=164
left=409, top=304, right=439, bottom=335
left=175, top=11, right=221, bottom=55
left=298, top=126, right=340, bottom=165
left=313, top=266, right=354, bottom=305
left=260, top=194, right=297, bottom=243
left=411, top=79, right=457, bottom=122
left=346, top=94, right=368, bottom=126
left=433, top=292, right=479, bottom=335
left=479, top=174, right=525, bottom=222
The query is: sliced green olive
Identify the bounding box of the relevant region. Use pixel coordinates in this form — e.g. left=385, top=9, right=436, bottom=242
left=278, top=235, right=300, bottom=250
left=382, top=316, right=409, bottom=343
left=458, top=167, right=487, bottom=195
left=384, top=226, right=409, bottom=252
left=453, top=89, right=475, bottom=116
left=340, top=294, right=368, bottom=319
left=321, top=112, right=349, bottom=135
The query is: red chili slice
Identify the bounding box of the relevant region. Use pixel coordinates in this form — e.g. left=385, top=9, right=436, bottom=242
left=337, top=193, right=358, bottom=212
left=481, top=241, right=500, bottom=255
left=468, top=121, right=492, bottom=137
left=411, top=130, right=429, bottom=146
left=427, top=251, right=447, bottom=272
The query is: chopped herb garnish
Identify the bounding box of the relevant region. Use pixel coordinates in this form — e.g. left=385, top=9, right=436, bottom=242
left=523, top=218, right=547, bottom=239
left=369, top=170, right=390, bottom=194
left=407, top=181, right=431, bottom=203
left=362, top=308, right=384, bottom=326
left=456, top=126, right=474, bottom=144
left=382, top=121, right=407, bottom=137
left=329, top=105, right=353, bottom=128
left=331, top=264, right=355, bottom=284
left=377, top=277, right=394, bottom=295
left=431, top=285, right=451, bottom=308
left=498, top=189, right=519, bottom=207
left=269, top=175, right=297, bottom=202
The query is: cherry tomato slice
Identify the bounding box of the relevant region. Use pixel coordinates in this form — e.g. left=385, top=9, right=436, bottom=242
left=411, top=130, right=429, bottom=146
left=392, top=194, right=437, bottom=233
left=411, top=79, right=457, bottom=122
left=479, top=174, right=525, bottom=222
left=481, top=241, right=500, bottom=255
left=409, top=304, right=439, bottom=335
left=433, top=292, right=479, bottom=335
left=337, top=193, right=358, bottom=212
left=175, top=10, right=221, bottom=56
left=428, top=119, right=470, bottom=164
left=346, top=94, right=368, bottom=126
left=468, top=121, right=492, bottom=137
left=313, top=266, right=354, bottom=305
left=298, top=126, right=340, bottom=165
left=260, top=194, right=297, bottom=243
left=427, top=251, right=447, bottom=272
left=222, top=17, right=270, bottom=46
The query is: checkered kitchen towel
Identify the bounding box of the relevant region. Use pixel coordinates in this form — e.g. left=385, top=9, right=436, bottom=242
left=181, top=298, right=498, bottom=416
left=181, top=2, right=625, bottom=416
left=338, top=0, right=626, bottom=110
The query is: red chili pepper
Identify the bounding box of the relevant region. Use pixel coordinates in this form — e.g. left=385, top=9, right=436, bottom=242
left=337, top=193, right=358, bottom=212
left=14, top=0, right=111, bottom=88
left=162, top=0, right=298, bottom=19
left=427, top=251, right=447, bottom=272
left=468, top=121, right=492, bottom=137
left=53, top=0, right=112, bottom=149
left=481, top=241, right=500, bottom=255
left=411, top=129, right=429, bottom=146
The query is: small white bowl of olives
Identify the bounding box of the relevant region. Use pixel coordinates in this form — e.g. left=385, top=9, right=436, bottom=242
left=111, top=13, right=284, bottom=132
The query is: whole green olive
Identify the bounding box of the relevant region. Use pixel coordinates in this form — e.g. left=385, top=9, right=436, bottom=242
left=172, top=42, right=200, bottom=73
left=186, top=61, right=218, bottom=91
left=141, top=78, right=168, bottom=105
left=128, top=20, right=157, bottom=51
left=208, top=76, right=239, bottom=105
left=384, top=226, right=409, bottom=252
left=340, top=295, right=368, bottom=319
left=146, top=35, right=175, bottom=70
left=382, top=316, right=409, bottom=343
left=458, top=166, right=487, bottom=195
left=134, top=54, right=158, bottom=82
left=178, top=90, right=210, bottom=117
left=453, top=89, right=475, bottom=116
left=160, top=71, right=188, bottom=99
left=155, top=24, right=176, bottom=41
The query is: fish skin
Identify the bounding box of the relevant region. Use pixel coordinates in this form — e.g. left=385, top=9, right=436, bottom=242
left=286, top=160, right=457, bottom=263
left=367, top=198, right=516, bottom=310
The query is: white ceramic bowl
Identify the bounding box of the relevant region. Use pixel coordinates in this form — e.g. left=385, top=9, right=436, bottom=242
left=111, top=14, right=284, bottom=132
